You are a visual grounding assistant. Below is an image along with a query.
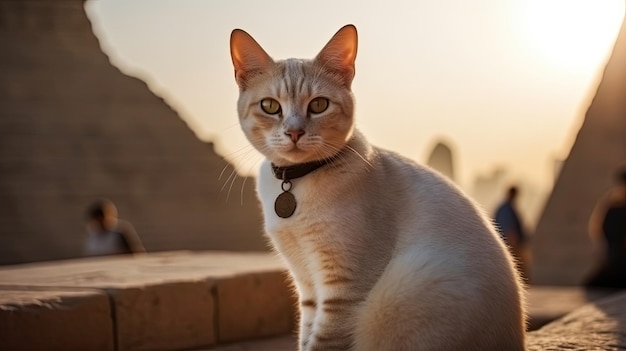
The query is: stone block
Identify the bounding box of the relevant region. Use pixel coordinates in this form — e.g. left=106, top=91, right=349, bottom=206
left=216, top=271, right=297, bottom=343
left=0, top=288, right=113, bottom=351
left=112, top=281, right=215, bottom=351
left=527, top=291, right=626, bottom=350
left=0, top=252, right=291, bottom=350
left=526, top=286, right=615, bottom=330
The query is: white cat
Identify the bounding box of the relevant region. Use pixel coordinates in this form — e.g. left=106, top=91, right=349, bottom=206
left=230, top=24, right=526, bottom=351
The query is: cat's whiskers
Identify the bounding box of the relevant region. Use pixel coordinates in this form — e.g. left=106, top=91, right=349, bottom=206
left=223, top=121, right=244, bottom=131
left=219, top=145, right=262, bottom=203
left=239, top=156, right=264, bottom=206
left=318, top=143, right=369, bottom=194
left=218, top=143, right=256, bottom=180
left=220, top=166, right=239, bottom=202
left=219, top=145, right=253, bottom=177
left=313, top=144, right=360, bottom=194
left=317, top=142, right=361, bottom=175
left=343, top=144, right=373, bottom=169
left=239, top=174, right=250, bottom=206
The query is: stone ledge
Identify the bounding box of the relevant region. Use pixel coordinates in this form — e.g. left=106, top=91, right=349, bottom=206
left=0, top=251, right=294, bottom=351
left=216, top=271, right=296, bottom=343
left=526, top=286, right=615, bottom=330
left=0, top=251, right=620, bottom=351
left=202, top=291, right=626, bottom=351
left=527, top=291, right=626, bottom=350
left=112, top=280, right=215, bottom=351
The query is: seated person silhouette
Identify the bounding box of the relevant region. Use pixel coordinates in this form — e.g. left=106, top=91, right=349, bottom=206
left=585, top=168, right=626, bottom=289
left=84, top=199, right=146, bottom=257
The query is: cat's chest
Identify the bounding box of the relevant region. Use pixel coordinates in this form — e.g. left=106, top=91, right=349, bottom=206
left=256, top=162, right=339, bottom=235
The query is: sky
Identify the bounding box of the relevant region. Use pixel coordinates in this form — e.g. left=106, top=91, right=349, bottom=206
left=84, top=0, right=625, bottom=197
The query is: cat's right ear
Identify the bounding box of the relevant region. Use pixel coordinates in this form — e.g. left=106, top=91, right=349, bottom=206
left=230, top=29, right=273, bottom=89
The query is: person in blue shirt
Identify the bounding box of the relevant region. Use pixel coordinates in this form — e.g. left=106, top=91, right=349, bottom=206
left=494, top=186, right=527, bottom=281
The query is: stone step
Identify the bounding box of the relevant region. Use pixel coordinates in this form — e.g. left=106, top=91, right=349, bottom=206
left=200, top=288, right=622, bottom=351
left=199, top=335, right=295, bottom=351
left=0, top=251, right=619, bottom=351
left=0, top=251, right=296, bottom=351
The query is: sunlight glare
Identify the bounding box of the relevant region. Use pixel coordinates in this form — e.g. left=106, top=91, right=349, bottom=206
left=518, top=0, right=625, bottom=70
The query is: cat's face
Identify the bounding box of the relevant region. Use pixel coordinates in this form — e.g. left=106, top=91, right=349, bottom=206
left=230, top=25, right=358, bottom=166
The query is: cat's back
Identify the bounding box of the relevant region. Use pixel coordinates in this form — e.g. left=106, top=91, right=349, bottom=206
left=354, top=147, right=526, bottom=350
left=365, top=146, right=522, bottom=290
left=366, top=146, right=491, bottom=231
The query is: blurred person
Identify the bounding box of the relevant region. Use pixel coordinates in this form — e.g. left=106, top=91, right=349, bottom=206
left=84, top=199, right=146, bottom=257
left=494, top=186, right=528, bottom=281
left=585, top=168, right=626, bottom=289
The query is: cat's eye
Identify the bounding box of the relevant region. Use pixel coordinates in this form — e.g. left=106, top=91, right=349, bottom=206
left=308, top=97, right=329, bottom=114
left=260, top=98, right=281, bottom=115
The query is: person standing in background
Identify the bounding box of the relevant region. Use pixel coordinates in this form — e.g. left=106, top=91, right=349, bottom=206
left=494, top=186, right=528, bottom=281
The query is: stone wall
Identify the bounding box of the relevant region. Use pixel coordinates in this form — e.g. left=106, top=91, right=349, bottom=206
left=531, top=10, right=626, bottom=285
left=0, top=1, right=265, bottom=264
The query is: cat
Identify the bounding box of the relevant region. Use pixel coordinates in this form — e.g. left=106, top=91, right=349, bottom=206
left=230, top=24, right=526, bottom=351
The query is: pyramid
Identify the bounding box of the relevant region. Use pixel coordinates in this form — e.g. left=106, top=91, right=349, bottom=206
left=531, top=12, right=626, bottom=285
left=0, top=1, right=266, bottom=264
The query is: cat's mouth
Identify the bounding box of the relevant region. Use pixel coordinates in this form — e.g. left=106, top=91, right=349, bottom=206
left=273, top=136, right=339, bottom=164
left=285, top=146, right=310, bottom=158
left=275, top=144, right=318, bottom=164
left=279, top=139, right=309, bottom=153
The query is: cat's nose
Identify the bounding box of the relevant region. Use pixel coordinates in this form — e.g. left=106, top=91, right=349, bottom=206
left=285, top=130, right=305, bottom=143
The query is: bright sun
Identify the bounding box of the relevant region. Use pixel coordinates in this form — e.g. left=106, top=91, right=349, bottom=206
left=517, top=0, right=625, bottom=70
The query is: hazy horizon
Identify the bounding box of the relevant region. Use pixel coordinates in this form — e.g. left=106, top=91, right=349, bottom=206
left=85, top=0, right=625, bottom=202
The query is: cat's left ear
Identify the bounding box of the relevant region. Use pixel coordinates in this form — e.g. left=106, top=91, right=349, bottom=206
left=230, top=29, right=273, bottom=89
left=315, top=25, right=358, bottom=87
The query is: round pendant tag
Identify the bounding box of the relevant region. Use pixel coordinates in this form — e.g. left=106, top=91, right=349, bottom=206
left=275, top=191, right=297, bottom=218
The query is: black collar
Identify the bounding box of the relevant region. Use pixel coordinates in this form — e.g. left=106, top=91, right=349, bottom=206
left=271, top=157, right=337, bottom=181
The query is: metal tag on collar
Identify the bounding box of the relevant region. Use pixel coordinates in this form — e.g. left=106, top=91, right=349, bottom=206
left=274, top=169, right=297, bottom=218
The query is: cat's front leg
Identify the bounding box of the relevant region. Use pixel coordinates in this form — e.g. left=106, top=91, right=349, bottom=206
left=289, top=276, right=316, bottom=350
left=298, top=296, right=316, bottom=350
left=303, top=296, right=359, bottom=351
